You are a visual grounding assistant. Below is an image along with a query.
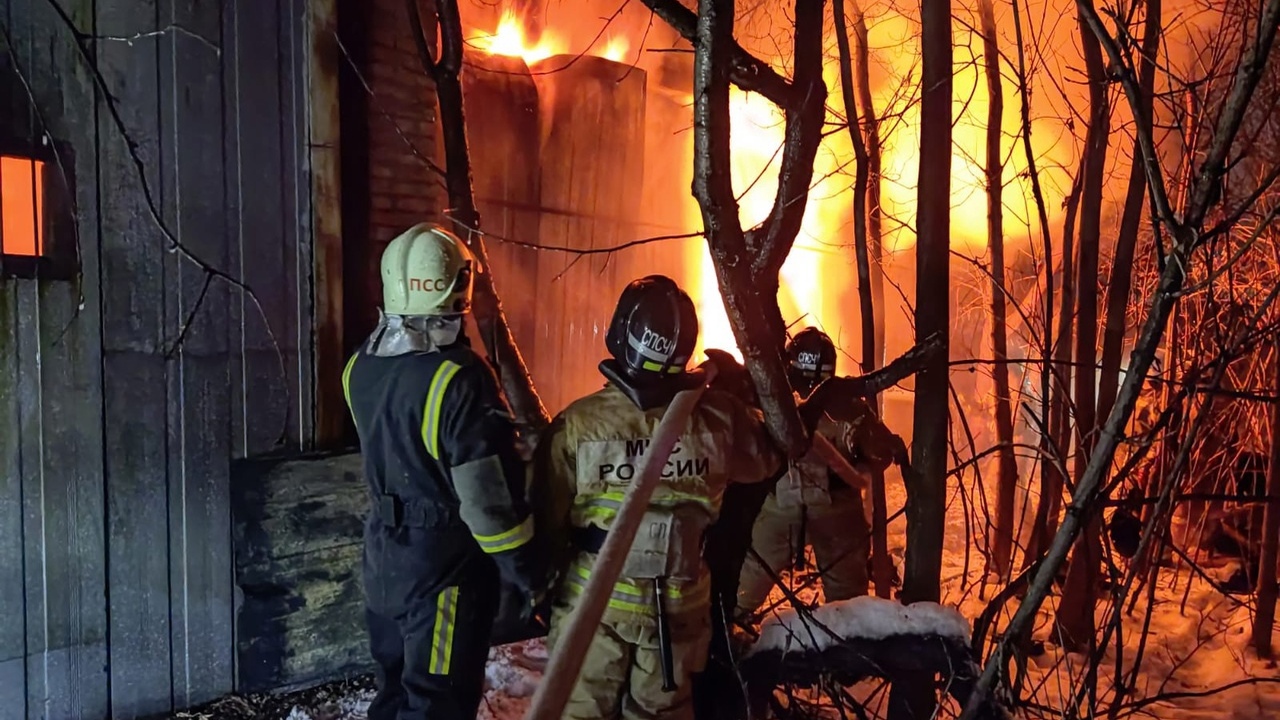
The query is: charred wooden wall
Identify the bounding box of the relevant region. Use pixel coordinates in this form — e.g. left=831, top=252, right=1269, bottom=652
left=0, top=0, right=313, bottom=717
left=467, top=54, right=696, bottom=416
left=232, top=453, right=370, bottom=694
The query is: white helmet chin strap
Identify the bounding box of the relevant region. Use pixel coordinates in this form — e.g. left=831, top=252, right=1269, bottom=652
left=367, top=310, right=465, bottom=357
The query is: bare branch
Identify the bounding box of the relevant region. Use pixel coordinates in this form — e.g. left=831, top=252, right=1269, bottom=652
left=745, top=0, right=827, bottom=282
left=640, top=0, right=795, bottom=105
left=408, top=0, right=551, bottom=431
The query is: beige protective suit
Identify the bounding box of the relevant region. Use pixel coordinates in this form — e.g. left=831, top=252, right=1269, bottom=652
left=535, top=383, right=782, bottom=720
left=735, top=396, right=897, bottom=618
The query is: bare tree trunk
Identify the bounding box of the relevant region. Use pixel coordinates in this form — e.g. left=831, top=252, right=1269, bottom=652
left=407, top=0, right=551, bottom=431
left=852, top=2, right=893, bottom=595
left=977, top=0, right=1017, bottom=580
left=1055, top=6, right=1112, bottom=652
left=890, top=0, right=951, bottom=713
left=852, top=4, right=886, bottom=366
left=834, top=0, right=892, bottom=596
left=1254, top=338, right=1280, bottom=657
left=688, top=0, right=829, bottom=457
left=1026, top=165, right=1081, bottom=564
left=1096, top=0, right=1161, bottom=421
left=904, top=0, right=951, bottom=609
left=1007, top=0, right=1058, bottom=571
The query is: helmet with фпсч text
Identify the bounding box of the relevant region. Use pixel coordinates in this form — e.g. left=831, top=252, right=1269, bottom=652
left=605, top=275, right=699, bottom=379
left=786, top=326, right=837, bottom=395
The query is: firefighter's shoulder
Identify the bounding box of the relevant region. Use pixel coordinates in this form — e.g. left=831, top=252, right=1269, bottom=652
left=557, top=384, right=632, bottom=429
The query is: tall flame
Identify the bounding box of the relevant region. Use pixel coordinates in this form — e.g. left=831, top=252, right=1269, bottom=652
left=471, top=10, right=567, bottom=64
left=601, top=35, right=630, bottom=63
left=687, top=89, right=847, bottom=367
left=464, top=2, right=1073, bottom=377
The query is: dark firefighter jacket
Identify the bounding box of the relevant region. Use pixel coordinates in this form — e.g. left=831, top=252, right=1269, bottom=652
left=342, top=339, right=544, bottom=638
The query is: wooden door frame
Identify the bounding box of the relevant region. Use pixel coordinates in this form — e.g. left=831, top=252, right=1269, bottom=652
left=306, top=0, right=346, bottom=448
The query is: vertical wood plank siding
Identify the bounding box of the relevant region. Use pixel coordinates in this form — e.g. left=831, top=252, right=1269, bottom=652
left=0, top=0, right=313, bottom=716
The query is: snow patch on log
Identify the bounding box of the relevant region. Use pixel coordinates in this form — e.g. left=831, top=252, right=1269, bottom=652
left=750, top=596, right=971, bottom=655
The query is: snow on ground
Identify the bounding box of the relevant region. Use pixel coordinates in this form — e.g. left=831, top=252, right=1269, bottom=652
left=750, top=595, right=971, bottom=655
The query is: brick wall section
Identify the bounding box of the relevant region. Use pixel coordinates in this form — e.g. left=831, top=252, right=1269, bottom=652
left=364, top=0, right=442, bottom=242
left=342, top=0, right=444, bottom=342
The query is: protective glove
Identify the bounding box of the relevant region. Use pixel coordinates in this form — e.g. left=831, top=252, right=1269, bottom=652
left=491, top=579, right=549, bottom=646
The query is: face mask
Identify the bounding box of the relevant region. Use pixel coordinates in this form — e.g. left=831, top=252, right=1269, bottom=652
left=424, top=315, right=464, bottom=348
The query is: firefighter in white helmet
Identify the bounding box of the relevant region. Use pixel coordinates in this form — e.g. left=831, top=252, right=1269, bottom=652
left=343, top=222, right=544, bottom=720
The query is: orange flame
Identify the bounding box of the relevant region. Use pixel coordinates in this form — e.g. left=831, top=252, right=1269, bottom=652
left=601, top=35, right=630, bottom=63
left=471, top=10, right=567, bottom=64
left=687, top=88, right=848, bottom=367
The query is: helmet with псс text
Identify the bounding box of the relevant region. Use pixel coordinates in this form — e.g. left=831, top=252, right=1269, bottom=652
left=786, top=326, right=836, bottom=393
left=380, top=222, right=475, bottom=316
left=606, top=275, right=699, bottom=378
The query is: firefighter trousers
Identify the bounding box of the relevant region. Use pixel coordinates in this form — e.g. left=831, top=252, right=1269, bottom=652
left=364, top=524, right=499, bottom=720
left=547, top=602, right=712, bottom=720
left=735, top=488, right=870, bottom=618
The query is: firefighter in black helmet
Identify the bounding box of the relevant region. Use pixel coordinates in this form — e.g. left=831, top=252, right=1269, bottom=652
left=343, top=223, right=545, bottom=720
left=735, top=326, right=896, bottom=618
left=532, top=275, right=783, bottom=720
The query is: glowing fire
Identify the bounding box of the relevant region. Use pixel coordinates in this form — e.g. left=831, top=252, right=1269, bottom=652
left=464, top=3, right=1074, bottom=376
left=471, top=10, right=567, bottom=64
left=601, top=35, right=630, bottom=63
left=686, top=89, right=849, bottom=367
left=871, top=10, right=1068, bottom=253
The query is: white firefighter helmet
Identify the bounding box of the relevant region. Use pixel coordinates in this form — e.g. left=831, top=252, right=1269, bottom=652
left=380, top=222, right=475, bottom=316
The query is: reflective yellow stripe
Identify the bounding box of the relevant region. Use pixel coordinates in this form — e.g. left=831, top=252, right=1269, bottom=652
left=342, top=354, right=359, bottom=427
left=429, top=586, right=459, bottom=675
left=562, top=562, right=711, bottom=615
left=474, top=515, right=534, bottom=554
left=574, top=493, right=716, bottom=524
left=640, top=360, right=685, bottom=374
left=421, top=360, right=463, bottom=460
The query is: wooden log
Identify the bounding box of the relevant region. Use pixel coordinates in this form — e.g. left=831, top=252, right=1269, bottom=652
left=460, top=52, right=543, bottom=391
left=232, top=452, right=371, bottom=693
left=528, top=55, right=647, bottom=414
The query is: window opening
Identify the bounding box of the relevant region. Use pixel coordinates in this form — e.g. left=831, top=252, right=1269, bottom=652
left=0, top=154, right=46, bottom=258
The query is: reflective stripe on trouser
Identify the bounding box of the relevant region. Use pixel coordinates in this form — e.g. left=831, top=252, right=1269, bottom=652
left=735, top=489, right=870, bottom=618
left=546, top=601, right=712, bottom=720
left=560, top=557, right=712, bottom=617
left=365, top=583, right=491, bottom=720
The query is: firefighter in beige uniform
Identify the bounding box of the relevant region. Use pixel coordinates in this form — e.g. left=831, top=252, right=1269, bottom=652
left=735, top=327, right=898, bottom=619
left=533, top=275, right=783, bottom=720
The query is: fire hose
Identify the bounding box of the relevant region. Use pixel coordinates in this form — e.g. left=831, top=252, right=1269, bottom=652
left=522, top=363, right=883, bottom=720
left=523, top=361, right=720, bottom=720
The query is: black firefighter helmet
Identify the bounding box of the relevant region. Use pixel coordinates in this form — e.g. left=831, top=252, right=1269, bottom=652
left=605, top=274, right=699, bottom=380
left=786, top=326, right=836, bottom=395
